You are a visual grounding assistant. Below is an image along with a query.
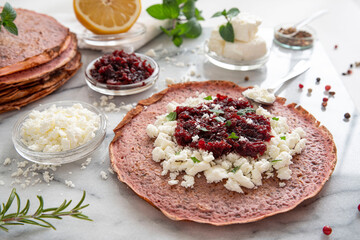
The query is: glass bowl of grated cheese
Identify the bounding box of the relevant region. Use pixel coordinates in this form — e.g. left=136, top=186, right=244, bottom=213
left=12, top=101, right=107, bottom=165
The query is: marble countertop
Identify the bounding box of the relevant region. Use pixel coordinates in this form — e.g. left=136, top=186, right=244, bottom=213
left=1, top=0, right=360, bottom=239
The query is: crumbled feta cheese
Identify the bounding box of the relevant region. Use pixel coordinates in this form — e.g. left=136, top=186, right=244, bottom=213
left=20, top=104, right=100, bottom=152
left=146, top=124, right=159, bottom=138
left=145, top=49, right=156, bottom=57
left=81, top=158, right=92, bottom=170
left=3, top=157, right=12, bottom=166
left=165, top=77, right=176, bottom=86
left=243, top=86, right=276, bottom=104
left=65, top=180, right=75, bottom=188
left=100, top=171, right=108, bottom=180
left=181, top=175, right=194, bottom=188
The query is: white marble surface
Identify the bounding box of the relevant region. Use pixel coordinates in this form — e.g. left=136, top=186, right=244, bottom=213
left=1, top=0, right=360, bottom=239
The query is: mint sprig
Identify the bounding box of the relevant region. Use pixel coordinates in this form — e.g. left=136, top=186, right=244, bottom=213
left=211, top=8, right=240, bottom=42
left=147, top=0, right=204, bottom=47
left=0, top=2, right=18, bottom=36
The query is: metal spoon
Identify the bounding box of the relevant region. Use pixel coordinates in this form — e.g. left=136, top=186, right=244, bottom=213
left=244, top=60, right=311, bottom=105
left=288, top=9, right=328, bottom=37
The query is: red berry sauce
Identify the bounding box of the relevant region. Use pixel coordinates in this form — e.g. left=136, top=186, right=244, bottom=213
left=358, top=204, right=360, bottom=212
left=323, top=225, right=332, bottom=235
left=90, top=50, right=154, bottom=85
left=174, top=94, right=272, bottom=158
left=299, top=84, right=304, bottom=89
left=325, top=85, right=331, bottom=91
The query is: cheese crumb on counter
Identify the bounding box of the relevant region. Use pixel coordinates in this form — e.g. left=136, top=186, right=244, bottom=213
left=20, top=104, right=100, bottom=153
left=65, top=180, right=75, bottom=188
left=100, top=171, right=108, bottom=180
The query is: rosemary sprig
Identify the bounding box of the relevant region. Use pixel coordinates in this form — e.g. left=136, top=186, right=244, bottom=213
left=0, top=188, right=92, bottom=232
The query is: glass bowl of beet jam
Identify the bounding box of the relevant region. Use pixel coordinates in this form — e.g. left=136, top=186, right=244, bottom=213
left=85, top=50, right=159, bottom=96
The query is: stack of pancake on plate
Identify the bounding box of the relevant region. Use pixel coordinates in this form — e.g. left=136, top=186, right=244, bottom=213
left=0, top=8, right=82, bottom=114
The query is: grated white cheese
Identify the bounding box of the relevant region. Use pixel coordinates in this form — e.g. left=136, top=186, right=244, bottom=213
left=20, top=104, right=100, bottom=153
left=146, top=93, right=307, bottom=193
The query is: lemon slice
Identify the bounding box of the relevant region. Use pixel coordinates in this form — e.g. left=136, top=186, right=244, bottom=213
left=73, top=0, right=141, bottom=35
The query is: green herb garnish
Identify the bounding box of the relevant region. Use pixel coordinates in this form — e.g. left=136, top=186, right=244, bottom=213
left=191, top=156, right=200, bottom=163
left=175, top=151, right=181, bottom=155
left=215, top=116, right=226, bottom=122
left=227, top=132, right=239, bottom=139
left=199, top=127, right=209, bottom=132
left=211, top=8, right=240, bottom=42
left=226, top=120, right=232, bottom=127
left=231, top=166, right=240, bottom=173
left=0, top=2, right=18, bottom=36
left=280, top=136, right=286, bottom=140
left=204, top=96, right=212, bottom=100
left=272, top=117, right=279, bottom=121
left=237, top=107, right=255, bottom=116
left=271, top=159, right=282, bottom=163
left=0, top=188, right=91, bottom=232
left=146, top=0, right=204, bottom=47
left=166, top=112, right=177, bottom=121
left=210, top=109, right=224, bottom=115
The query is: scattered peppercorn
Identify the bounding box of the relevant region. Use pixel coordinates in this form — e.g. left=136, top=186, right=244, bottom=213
left=244, top=76, right=249, bottom=81
left=308, top=88, right=312, bottom=93
left=329, top=91, right=336, bottom=96
left=323, top=226, right=332, bottom=235
left=316, top=77, right=321, bottom=83
left=350, top=64, right=353, bottom=68
left=323, top=97, right=328, bottom=102
left=347, top=69, right=352, bottom=75
left=299, top=84, right=304, bottom=89
left=344, top=113, right=351, bottom=119
left=325, top=85, right=331, bottom=91
left=334, top=45, right=338, bottom=49
left=322, top=102, right=327, bottom=107
left=342, top=72, right=347, bottom=76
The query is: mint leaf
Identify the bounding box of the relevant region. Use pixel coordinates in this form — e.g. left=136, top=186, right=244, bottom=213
left=184, top=18, right=202, bottom=38
left=204, top=96, right=212, bottom=100
left=237, top=107, right=255, bottom=116
left=166, top=112, right=177, bottom=121
left=3, top=21, right=17, bottom=35
left=280, top=136, right=286, bottom=140
left=211, top=11, right=223, bottom=18
left=199, top=127, right=209, bottom=132
left=1, top=2, right=17, bottom=22
left=231, top=166, right=240, bottom=173
left=172, top=35, right=183, bottom=47
left=272, top=117, right=279, bottom=121
left=227, top=132, right=239, bottom=139
left=219, top=22, right=234, bottom=42
left=227, top=8, right=240, bottom=18
left=182, top=0, right=195, bottom=19
left=146, top=4, right=167, bottom=20
left=226, top=120, right=232, bottom=127
left=210, top=109, right=224, bottom=115
left=191, top=156, right=200, bottom=163
left=215, top=116, right=226, bottom=122
left=163, top=0, right=179, bottom=19
left=195, top=8, right=204, bottom=20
